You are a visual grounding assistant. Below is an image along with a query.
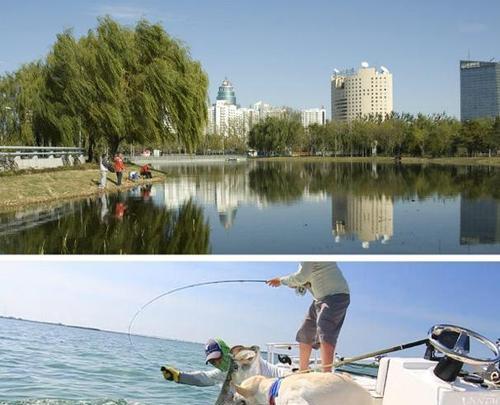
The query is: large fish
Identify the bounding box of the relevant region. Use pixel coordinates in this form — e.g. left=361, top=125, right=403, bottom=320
left=215, top=358, right=236, bottom=405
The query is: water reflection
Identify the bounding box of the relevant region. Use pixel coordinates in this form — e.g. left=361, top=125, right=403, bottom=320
left=0, top=188, right=210, bottom=254
left=1, top=162, right=500, bottom=253
left=155, top=162, right=500, bottom=252
left=460, top=198, right=500, bottom=245
left=161, top=164, right=265, bottom=229
left=332, top=194, right=393, bottom=249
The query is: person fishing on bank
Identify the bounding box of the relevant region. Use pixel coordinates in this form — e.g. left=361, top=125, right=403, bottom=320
left=113, top=153, right=125, bottom=186
left=99, top=154, right=108, bottom=190
left=161, top=338, right=288, bottom=387
left=267, top=262, right=350, bottom=373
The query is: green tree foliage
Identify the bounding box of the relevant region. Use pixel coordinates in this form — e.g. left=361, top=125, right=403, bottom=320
left=245, top=111, right=499, bottom=158
left=248, top=116, right=304, bottom=154
left=0, top=17, right=208, bottom=159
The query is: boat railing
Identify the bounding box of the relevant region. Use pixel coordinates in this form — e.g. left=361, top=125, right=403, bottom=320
left=266, top=342, right=321, bottom=368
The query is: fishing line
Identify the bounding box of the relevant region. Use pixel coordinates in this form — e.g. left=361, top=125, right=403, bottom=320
left=127, top=279, right=267, bottom=363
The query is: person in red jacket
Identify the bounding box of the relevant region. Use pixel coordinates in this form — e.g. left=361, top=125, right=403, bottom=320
left=140, top=164, right=152, bottom=179
left=114, top=153, right=125, bottom=186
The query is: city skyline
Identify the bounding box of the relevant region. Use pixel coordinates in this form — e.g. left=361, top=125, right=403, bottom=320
left=1, top=0, right=499, bottom=118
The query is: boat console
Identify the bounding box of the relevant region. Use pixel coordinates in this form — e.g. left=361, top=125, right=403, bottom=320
left=266, top=324, right=500, bottom=405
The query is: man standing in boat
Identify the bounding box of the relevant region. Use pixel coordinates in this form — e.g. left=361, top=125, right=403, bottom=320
left=267, top=262, right=350, bottom=372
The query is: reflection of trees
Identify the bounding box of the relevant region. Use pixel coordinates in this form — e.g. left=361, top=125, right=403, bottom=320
left=0, top=197, right=210, bottom=254
left=165, top=163, right=249, bottom=182
left=249, top=163, right=306, bottom=203
left=247, top=162, right=500, bottom=202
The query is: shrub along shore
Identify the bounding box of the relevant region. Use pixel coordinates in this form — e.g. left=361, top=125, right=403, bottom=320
left=0, top=164, right=166, bottom=213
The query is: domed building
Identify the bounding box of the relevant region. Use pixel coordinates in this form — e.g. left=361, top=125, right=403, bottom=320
left=216, top=78, right=237, bottom=105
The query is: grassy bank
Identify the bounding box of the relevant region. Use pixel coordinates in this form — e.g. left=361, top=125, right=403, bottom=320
left=256, top=156, right=500, bottom=166
left=0, top=164, right=166, bottom=213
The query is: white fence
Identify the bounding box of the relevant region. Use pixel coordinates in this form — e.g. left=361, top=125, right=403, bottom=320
left=0, top=146, right=86, bottom=171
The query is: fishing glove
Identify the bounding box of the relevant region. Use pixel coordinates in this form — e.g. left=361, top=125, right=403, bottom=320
left=161, top=366, right=180, bottom=383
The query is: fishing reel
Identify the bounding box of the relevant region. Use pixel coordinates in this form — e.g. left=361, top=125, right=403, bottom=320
left=294, top=283, right=310, bottom=296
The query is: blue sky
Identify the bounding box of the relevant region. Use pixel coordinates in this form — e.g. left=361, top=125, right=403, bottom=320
left=1, top=0, right=499, bottom=117
left=0, top=261, right=498, bottom=358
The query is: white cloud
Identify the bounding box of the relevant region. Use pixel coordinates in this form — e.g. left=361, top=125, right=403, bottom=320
left=458, top=22, right=488, bottom=34
left=91, top=5, right=149, bottom=20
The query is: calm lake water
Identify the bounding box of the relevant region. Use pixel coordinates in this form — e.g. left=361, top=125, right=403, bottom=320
left=1, top=161, right=500, bottom=254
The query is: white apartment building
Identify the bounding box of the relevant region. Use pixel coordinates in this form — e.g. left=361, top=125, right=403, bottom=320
left=301, top=107, right=326, bottom=127
left=331, top=62, right=393, bottom=121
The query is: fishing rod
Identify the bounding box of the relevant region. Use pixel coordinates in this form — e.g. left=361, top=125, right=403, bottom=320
left=127, top=279, right=268, bottom=363
left=334, top=338, right=429, bottom=368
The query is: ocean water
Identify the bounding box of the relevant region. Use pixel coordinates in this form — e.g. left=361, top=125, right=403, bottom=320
left=0, top=318, right=221, bottom=404
left=0, top=318, right=378, bottom=405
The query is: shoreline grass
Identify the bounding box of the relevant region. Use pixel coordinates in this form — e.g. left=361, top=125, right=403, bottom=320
left=0, top=164, right=166, bottom=213
left=255, top=156, right=500, bottom=166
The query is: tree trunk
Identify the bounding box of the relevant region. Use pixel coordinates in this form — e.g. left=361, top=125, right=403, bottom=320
left=87, top=140, right=94, bottom=163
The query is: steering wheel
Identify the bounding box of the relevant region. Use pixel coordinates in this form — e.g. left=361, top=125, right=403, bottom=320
left=428, top=324, right=500, bottom=366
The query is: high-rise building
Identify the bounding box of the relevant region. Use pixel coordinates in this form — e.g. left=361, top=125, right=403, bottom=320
left=460, top=60, right=500, bottom=121
left=331, top=62, right=393, bottom=121
left=216, top=78, right=237, bottom=105
left=301, top=107, right=326, bottom=127
left=207, top=78, right=240, bottom=136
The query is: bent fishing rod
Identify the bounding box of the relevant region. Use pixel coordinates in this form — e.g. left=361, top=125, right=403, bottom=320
left=127, top=279, right=268, bottom=362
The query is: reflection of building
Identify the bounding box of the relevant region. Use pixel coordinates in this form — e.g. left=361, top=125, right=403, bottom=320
left=460, top=60, right=500, bottom=121
left=331, top=62, right=393, bottom=121
left=332, top=194, right=394, bottom=248
left=460, top=197, right=500, bottom=245
left=161, top=167, right=266, bottom=229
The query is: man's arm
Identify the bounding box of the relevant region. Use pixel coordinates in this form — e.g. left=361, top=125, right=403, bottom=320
left=178, top=368, right=226, bottom=387
left=280, top=262, right=313, bottom=288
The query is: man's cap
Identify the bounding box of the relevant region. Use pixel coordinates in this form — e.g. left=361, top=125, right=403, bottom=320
left=205, top=338, right=222, bottom=363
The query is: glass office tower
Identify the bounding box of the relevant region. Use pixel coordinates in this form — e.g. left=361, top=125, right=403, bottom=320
left=460, top=60, right=500, bottom=121
left=216, top=78, right=237, bottom=105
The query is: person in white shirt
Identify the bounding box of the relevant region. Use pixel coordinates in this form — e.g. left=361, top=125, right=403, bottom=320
left=161, top=338, right=288, bottom=387
left=267, top=262, right=350, bottom=372
left=99, top=154, right=108, bottom=189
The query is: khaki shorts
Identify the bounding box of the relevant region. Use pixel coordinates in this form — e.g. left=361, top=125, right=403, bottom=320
left=296, top=293, right=350, bottom=349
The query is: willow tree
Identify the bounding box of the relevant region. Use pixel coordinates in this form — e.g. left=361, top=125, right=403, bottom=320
left=43, top=16, right=208, bottom=160
left=0, top=63, right=47, bottom=145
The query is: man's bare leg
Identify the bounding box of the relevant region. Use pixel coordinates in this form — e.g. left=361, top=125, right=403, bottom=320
left=299, top=342, right=313, bottom=371
left=320, top=342, right=335, bottom=372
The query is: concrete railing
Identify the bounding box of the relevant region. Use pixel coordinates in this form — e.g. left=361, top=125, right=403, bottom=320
left=0, top=146, right=86, bottom=171
left=130, top=154, right=247, bottom=165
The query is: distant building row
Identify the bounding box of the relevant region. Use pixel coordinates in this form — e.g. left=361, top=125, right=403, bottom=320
left=207, top=79, right=325, bottom=136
